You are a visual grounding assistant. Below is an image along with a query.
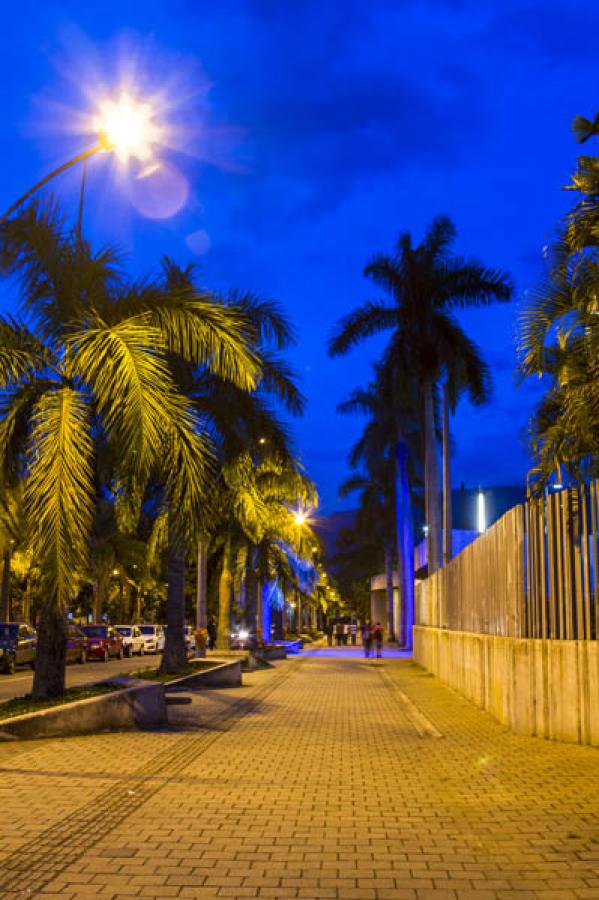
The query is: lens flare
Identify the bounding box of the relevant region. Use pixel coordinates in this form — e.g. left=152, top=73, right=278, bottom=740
left=26, top=30, right=239, bottom=224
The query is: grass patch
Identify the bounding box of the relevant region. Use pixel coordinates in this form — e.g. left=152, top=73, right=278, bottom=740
left=132, top=660, right=220, bottom=683
left=0, top=683, right=120, bottom=721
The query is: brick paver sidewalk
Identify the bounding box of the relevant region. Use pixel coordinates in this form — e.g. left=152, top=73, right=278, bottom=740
left=1, top=649, right=599, bottom=898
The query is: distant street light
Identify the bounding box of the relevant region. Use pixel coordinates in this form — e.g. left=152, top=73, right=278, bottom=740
left=477, top=489, right=486, bottom=533
left=1, top=91, right=161, bottom=223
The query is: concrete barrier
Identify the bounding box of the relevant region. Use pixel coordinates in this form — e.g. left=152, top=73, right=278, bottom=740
left=413, top=625, right=599, bottom=747
left=166, top=658, right=242, bottom=690
left=260, top=645, right=287, bottom=661
left=0, top=678, right=167, bottom=741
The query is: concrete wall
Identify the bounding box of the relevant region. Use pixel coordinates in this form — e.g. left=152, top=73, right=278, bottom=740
left=414, top=625, right=599, bottom=746
left=0, top=680, right=166, bottom=741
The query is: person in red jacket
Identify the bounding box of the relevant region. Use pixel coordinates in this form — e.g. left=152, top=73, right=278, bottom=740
left=371, top=622, right=384, bottom=658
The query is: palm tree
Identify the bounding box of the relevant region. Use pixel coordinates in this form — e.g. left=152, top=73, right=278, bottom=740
left=0, top=201, right=259, bottom=697
left=337, top=362, right=423, bottom=646
left=185, top=291, right=306, bottom=651
left=520, top=115, right=599, bottom=489
left=339, top=465, right=396, bottom=638
left=329, top=216, right=512, bottom=576
left=208, top=450, right=315, bottom=650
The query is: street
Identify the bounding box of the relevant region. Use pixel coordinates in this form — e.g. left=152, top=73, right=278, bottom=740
left=0, top=653, right=163, bottom=704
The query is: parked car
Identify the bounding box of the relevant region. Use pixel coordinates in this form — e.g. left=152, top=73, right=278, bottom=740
left=66, top=624, right=88, bottom=664
left=0, top=623, right=37, bottom=674
left=80, top=624, right=124, bottom=661
left=230, top=627, right=255, bottom=650
left=163, top=625, right=196, bottom=656
left=138, top=624, right=165, bottom=654
left=115, top=625, right=145, bottom=657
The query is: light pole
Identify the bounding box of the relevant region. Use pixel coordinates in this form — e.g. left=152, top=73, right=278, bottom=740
left=0, top=91, right=161, bottom=223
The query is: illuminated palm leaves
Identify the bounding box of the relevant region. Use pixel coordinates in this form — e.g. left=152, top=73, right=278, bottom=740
left=519, top=115, right=599, bottom=488
left=0, top=200, right=260, bottom=616
left=26, top=387, right=94, bottom=607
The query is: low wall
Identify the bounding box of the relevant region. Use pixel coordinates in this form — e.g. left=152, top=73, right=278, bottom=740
left=413, top=626, right=599, bottom=746
left=0, top=679, right=166, bottom=741
left=168, top=659, right=242, bottom=689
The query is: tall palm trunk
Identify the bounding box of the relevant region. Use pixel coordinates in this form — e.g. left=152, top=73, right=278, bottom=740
left=295, top=589, right=302, bottom=634
left=256, top=577, right=263, bottom=644
left=423, top=378, right=441, bottom=575
left=244, top=552, right=258, bottom=639
left=22, top=578, right=31, bottom=623
left=0, top=547, right=11, bottom=621
left=216, top=536, right=233, bottom=650
left=31, top=596, right=67, bottom=699
left=384, top=539, right=395, bottom=641
left=442, top=381, right=453, bottom=566
left=395, top=440, right=414, bottom=648
left=93, top=576, right=106, bottom=622
left=261, top=580, right=273, bottom=643
left=195, top=540, right=208, bottom=630
left=160, top=510, right=188, bottom=673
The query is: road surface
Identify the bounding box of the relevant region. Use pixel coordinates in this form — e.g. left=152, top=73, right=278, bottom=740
left=0, top=653, right=163, bottom=703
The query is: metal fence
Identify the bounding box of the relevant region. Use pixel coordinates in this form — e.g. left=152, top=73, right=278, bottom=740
left=415, top=481, right=599, bottom=640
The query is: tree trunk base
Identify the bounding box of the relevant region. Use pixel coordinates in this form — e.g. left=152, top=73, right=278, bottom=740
left=31, top=604, right=67, bottom=700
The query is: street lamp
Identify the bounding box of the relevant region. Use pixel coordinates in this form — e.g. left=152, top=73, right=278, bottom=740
left=1, top=91, right=160, bottom=223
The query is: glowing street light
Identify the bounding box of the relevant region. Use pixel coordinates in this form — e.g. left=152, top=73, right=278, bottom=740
left=1, top=90, right=161, bottom=223
left=294, top=510, right=307, bottom=526
left=96, top=92, right=160, bottom=162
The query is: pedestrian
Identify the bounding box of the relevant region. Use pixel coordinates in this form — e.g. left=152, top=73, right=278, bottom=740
left=207, top=616, right=217, bottom=650
left=325, top=620, right=334, bottom=647
left=361, top=621, right=372, bottom=658
left=194, top=627, right=208, bottom=658
left=343, top=622, right=350, bottom=645
left=335, top=621, right=344, bottom=646
left=350, top=622, right=357, bottom=645
left=371, top=621, right=384, bottom=658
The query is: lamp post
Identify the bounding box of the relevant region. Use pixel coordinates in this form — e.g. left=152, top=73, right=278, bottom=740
left=0, top=91, right=160, bottom=223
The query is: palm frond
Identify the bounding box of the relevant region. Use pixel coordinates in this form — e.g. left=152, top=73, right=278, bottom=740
left=327, top=301, right=397, bottom=356
left=25, top=386, right=94, bottom=605
left=257, top=351, right=305, bottom=415
left=438, top=261, right=513, bottom=309
left=226, top=289, right=296, bottom=349
left=69, top=315, right=174, bottom=476
left=161, top=396, right=215, bottom=543
left=0, top=316, right=54, bottom=387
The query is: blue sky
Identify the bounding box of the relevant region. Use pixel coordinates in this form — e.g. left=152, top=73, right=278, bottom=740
left=1, top=0, right=597, bottom=511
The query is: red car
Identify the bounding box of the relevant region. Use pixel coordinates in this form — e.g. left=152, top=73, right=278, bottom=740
left=81, top=624, right=124, bottom=661
left=66, top=625, right=88, bottom=664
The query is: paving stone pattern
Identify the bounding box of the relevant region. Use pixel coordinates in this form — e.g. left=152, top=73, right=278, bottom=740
left=1, top=649, right=599, bottom=898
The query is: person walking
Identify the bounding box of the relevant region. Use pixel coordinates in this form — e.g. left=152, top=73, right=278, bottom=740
left=325, top=620, right=334, bottom=647
left=335, top=621, right=344, bottom=646
left=207, top=616, right=217, bottom=651
left=361, top=621, right=372, bottom=658
left=371, top=621, right=384, bottom=658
